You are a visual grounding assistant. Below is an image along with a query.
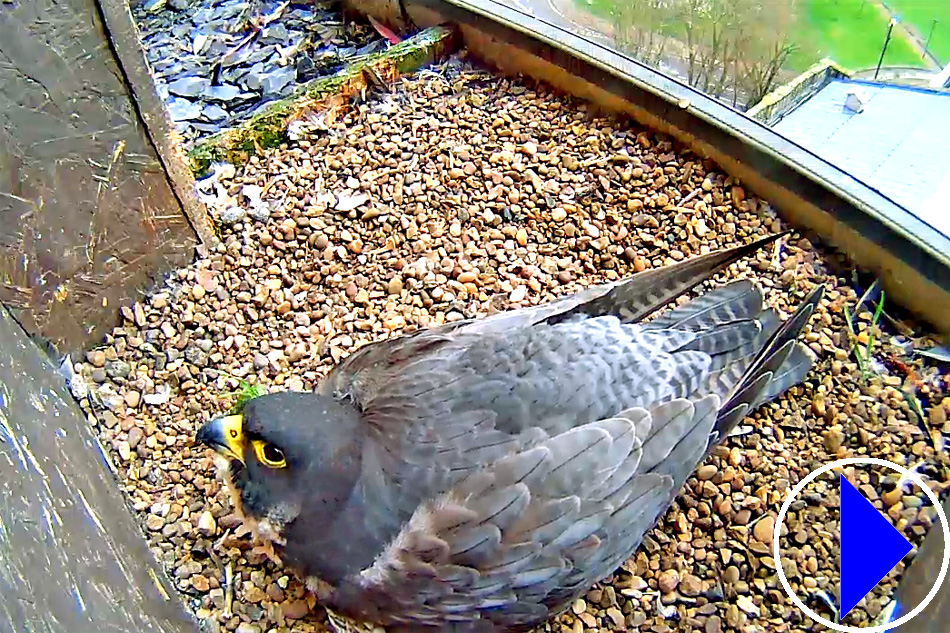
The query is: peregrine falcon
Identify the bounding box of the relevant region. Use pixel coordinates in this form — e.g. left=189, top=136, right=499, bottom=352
left=197, top=231, right=823, bottom=632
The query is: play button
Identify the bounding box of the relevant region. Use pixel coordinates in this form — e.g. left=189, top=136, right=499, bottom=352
left=774, top=457, right=950, bottom=633
left=839, top=474, right=912, bottom=617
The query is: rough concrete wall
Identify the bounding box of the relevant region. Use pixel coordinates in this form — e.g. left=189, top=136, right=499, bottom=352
left=0, top=0, right=197, bottom=352
left=0, top=304, right=196, bottom=632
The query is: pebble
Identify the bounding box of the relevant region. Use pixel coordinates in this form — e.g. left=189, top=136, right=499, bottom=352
left=125, top=390, right=141, bottom=408
left=882, top=487, right=903, bottom=507
left=516, top=228, right=528, bottom=246
left=823, top=427, right=845, bottom=453
left=128, top=427, right=144, bottom=449
left=606, top=606, right=624, bottom=627
left=244, top=584, right=267, bottom=603
left=145, top=514, right=164, bottom=531
left=929, top=401, right=947, bottom=428
left=197, top=510, right=217, bottom=536
left=658, top=569, right=679, bottom=593
left=106, top=360, right=131, bottom=380
left=723, top=565, right=740, bottom=584
left=248, top=204, right=271, bottom=223
left=753, top=515, right=775, bottom=545
left=87, top=350, right=106, bottom=368
left=192, top=574, right=211, bottom=592
left=117, top=440, right=132, bottom=462
left=282, top=600, right=311, bottom=620
left=680, top=573, right=702, bottom=596
left=219, top=206, right=247, bottom=224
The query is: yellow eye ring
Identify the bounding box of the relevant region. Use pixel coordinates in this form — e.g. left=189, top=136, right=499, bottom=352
left=251, top=440, right=287, bottom=468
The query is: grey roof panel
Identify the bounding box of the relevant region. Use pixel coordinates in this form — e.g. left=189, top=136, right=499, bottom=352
left=774, top=79, right=950, bottom=237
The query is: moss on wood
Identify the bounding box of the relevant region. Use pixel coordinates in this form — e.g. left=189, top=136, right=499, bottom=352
left=187, top=25, right=457, bottom=176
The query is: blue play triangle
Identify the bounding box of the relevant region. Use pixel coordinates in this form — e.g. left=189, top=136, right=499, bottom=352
left=839, top=475, right=913, bottom=617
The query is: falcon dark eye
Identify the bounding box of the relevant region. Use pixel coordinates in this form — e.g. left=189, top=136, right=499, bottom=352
left=252, top=440, right=287, bottom=468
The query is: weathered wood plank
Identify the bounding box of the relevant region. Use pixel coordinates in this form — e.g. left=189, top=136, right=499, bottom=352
left=0, top=304, right=197, bottom=632
left=96, top=0, right=219, bottom=249
left=0, top=0, right=197, bottom=351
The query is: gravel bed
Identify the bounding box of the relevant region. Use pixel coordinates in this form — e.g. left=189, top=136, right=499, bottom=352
left=68, top=57, right=950, bottom=633
left=133, top=0, right=386, bottom=144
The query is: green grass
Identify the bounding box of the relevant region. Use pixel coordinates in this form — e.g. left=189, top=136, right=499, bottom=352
left=222, top=379, right=268, bottom=414
left=887, top=0, right=950, bottom=64
left=843, top=280, right=886, bottom=384
left=579, top=0, right=617, bottom=18
left=789, top=0, right=925, bottom=70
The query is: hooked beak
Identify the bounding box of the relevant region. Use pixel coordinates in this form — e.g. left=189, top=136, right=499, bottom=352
left=197, top=415, right=246, bottom=463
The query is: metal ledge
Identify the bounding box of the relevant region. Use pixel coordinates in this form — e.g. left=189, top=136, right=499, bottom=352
left=348, top=0, right=950, bottom=336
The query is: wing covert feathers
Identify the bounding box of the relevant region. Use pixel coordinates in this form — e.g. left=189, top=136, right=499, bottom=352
left=318, top=233, right=826, bottom=631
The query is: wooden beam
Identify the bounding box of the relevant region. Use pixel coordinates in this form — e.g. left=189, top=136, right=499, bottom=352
left=0, top=305, right=196, bottom=632
left=96, top=0, right=219, bottom=249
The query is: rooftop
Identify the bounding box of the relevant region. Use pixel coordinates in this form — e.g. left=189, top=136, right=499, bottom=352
left=772, top=78, right=950, bottom=238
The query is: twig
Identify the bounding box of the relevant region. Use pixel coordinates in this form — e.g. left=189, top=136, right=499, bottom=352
left=260, top=174, right=285, bottom=198
left=771, top=235, right=785, bottom=270
left=211, top=30, right=263, bottom=85
left=678, top=187, right=701, bottom=206
left=367, top=14, right=402, bottom=44
left=223, top=562, right=234, bottom=618
left=362, top=66, right=391, bottom=93
left=813, top=588, right=839, bottom=623
left=147, top=568, right=171, bottom=601
left=581, top=156, right=607, bottom=168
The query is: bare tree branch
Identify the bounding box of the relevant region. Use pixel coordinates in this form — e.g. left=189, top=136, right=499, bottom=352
left=606, top=0, right=799, bottom=109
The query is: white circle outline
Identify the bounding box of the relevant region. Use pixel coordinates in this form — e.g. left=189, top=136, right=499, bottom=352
left=773, top=457, right=950, bottom=632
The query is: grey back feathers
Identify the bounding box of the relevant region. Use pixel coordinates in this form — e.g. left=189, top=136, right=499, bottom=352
left=302, top=234, right=824, bottom=631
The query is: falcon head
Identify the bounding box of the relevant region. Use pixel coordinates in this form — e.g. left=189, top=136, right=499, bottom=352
left=196, top=392, right=364, bottom=568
